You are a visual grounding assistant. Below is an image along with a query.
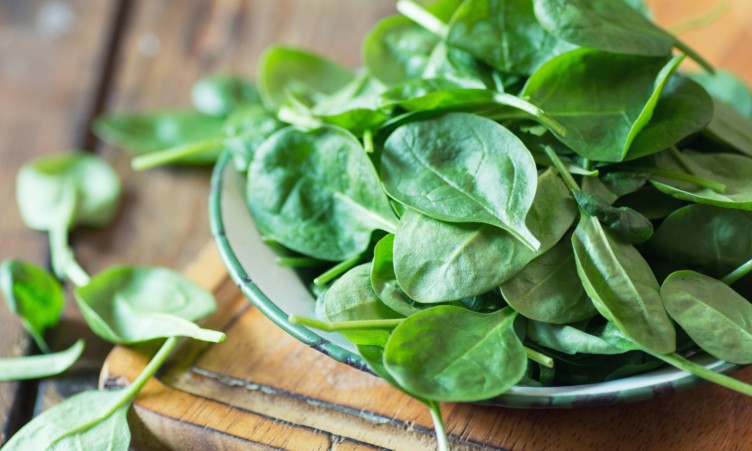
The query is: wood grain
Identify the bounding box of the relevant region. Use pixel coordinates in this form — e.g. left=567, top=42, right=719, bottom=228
left=0, top=0, right=118, bottom=443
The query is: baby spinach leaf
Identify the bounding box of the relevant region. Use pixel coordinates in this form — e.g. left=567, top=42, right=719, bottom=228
left=446, top=0, right=575, bottom=76
left=393, top=169, right=576, bottom=302
left=522, top=50, right=682, bottom=162
left=380, top=79, right=494, bottom=111
left=0, top=260, right=65, bottom=353
left=363, top=16, right=440, bottom=86
left=94, top=111, right=226, bottom=163
left=2, top=389, right=131, bottom=451
left=572, top=215, right=676, bottom=354
left=690, top=69, right=752, bottom=119
left=257, top=46, right=354, bottom=112
left=370, top=235, right=426, bottom=316
left=382, top=113, right=540, bottom=250
left=649, top=204, right=752, bottom=276
left=651, top=150, right=752, bottom=210
left=383, top=306, right=526, bottom=402
left=311, top=72, right=389, bottom=133
left=422, top=42, right=492, bottom=89
left=527, top=321, right=626, bottom=355
left=223, top=105, right=284, bottom=171
left=191, top=74, right=259, bottom=117
left=573, top=190, right=654, bottom=244
left=0, top=339, right=84, bottom=382
left=613, top=185, right=684, bottom=221
left=500, top=241, right=596, bottom=324
left=703, top=98, right=752, bottom=157
left=247, top=125, right=398, bottom=261
left=74, top=266, right=223, bottom=344
left=661, top=271, right=752, bottom=364
left=324, top=264, right=403, bottom=346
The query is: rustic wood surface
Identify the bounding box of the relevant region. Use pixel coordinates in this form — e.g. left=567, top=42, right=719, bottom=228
left=1, top=0, right=751, bottom=449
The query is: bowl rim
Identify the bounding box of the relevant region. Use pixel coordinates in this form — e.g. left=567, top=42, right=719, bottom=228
left=209, top=151, right=740, bottom=408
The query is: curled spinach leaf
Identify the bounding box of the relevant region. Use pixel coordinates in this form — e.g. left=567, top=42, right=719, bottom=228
left=0, top=340, right=84, bottom=382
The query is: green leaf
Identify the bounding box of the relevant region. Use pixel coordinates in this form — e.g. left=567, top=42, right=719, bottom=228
left=382, top=113, right=540, bottom=250
left=690, top=69, right=752, bottom=119
left=522, top=50, right=683, bottom=162
left=74, top=266, right=223, bottom=344
left=527, top=322, right=626, bottom=355
left=222, top=105, right=284, bottom=172
left=393, top=169, right=576, bottom=302
left=363, top=16, right=440, bottom=86
left=2, top=389, right=130, bottom=451
left=661, top=271, right=752, bottom=364
left=191, top=74, right=260, bottom=117
left=573, top=190, right=654, bottom=244
left=0, top=260, right=65, bottom=353
left=422, top=42, right=493, bottom=89
left=0, top=340, right=84, bottom=382
left=532, top=0, right=673, bottom=56
left=649, top=204, right=752, bottom=276
left=17, top=152, right=121, bottom=231
left=446, top=0, right=576, bottom=76
left=703, top=98, right=752, bottom=157
left=383, top=306, right=526, bottom=402
left=500, top=241, right=597, bottom=324
left=370, top=234, right=426, bottom=316
left=257, top=46, right=354, bottom=112
left=572, top=215, right=676, bottom=353
left=93, top=111, right=226, bottom=163
left=324, top=264, right=403, bottom=346
left=310, top=72, right=390, bottom=133
left=247, top=125, right=398, bottom=261
left=651, top=150, right=752, bottom=210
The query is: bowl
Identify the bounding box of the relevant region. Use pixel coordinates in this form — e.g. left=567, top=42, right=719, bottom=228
left=209, top=151, right=738, bottom=408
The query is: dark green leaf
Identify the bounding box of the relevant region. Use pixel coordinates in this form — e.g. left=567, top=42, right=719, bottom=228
left=527, top=321, right=626, bottom=355
left=573, top=190, right=654, bottom=244
left=662, top=271, right=752, bottom=364
left=690, top=69, right=752, bottom=119
left=382, top=113, right=540, bottom=249
left=703, top=98, right=752, bottom=157
left=247, top=126, right=398, bottom=261
left=384, top=306, right=526, bottom=401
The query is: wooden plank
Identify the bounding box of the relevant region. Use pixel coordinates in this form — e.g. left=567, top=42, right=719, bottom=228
left=0, top=0, right=120, bottom=444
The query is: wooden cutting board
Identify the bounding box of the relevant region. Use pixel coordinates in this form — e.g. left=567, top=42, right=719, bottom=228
left=100, top=243, right=752, bottom=450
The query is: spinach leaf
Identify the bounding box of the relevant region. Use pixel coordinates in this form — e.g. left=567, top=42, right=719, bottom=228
left=393, top=169, right=576, bottom=302
left=573, top=190, right=654, bottom=244
left=422, top=42, right=492, bottom=89
left=257, top=46, right=354, bottom=112
left=370, top=234, right=426, bottom=316
left=690, top=69, right=752, bottom=119
left=661, top=271, right=752, bottom=364
left=703, top=98, right=752, bottom=157
left=324, top=264, right=402, bottom=346
left=522, top=51, right=683, bottom=162
left=527, top=321, right=626, bottom=355
left=572, top=215, right=676, bottom=353
left=363, top=16, right=439, bottom=86
left=247, top=125, right=398, bottom=261
left=446, top=0, right=575, bottom=76
left=409, top=0, right=464, bottom=22
left=651, top=150, right=752, bottom=210
left=74, top=266, right=224, bottom=344
left=382, top=113, right=540, bottom=250
left=0, top=340, right=84, bottom=382
left=383, top=306, right=526, bottom=401
left=0, top=260, right=65, bottom=353
left=223, top=105, right=284, bottom=171
left=93, top=111, right=226, bottom=163
left=649, top=204, right=752, bottom=276
left=501, top=241, right=596, bottom=324
left=310, top=72, right=389, bottom=133
left=191, top=74, right=259, bottom=117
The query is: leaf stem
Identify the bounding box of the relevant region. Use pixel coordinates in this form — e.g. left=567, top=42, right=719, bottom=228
left=672, top=39, right=715, bottom=74
left=652, top=352, right=752, bottom=396
left=648, top=168, right=726, bottom=192
left=492, top=93, right=568, bottom=137
left=122, top=336, right=179, bottom=400
left=288, top=315, right=404, bottom=332
left=363, top=129, right=374, bottom=154
left=131, top=138, right=225, bottom=171
left=65, top=256, right=91, bottom=287
left=276, top=256, right=324, bottom=268
left=721, top=258, right=752, bottom=285
left=314, top=255, right=362, bottom=286
left=427, top=400, right=450, bottom=451
left=396, top=0, right=449, bottom=39
left=543, top=146, right=581, bottom=191
left=525, top=346, right=554, bottom=369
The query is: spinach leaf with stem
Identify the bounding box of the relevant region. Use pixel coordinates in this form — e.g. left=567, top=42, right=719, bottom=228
left=74, top=266, right=225, bottom=344
left=382, top=113, right=541, bottom=250
left=3, top=337, right=178, bottom=450
left=16, top=152, right=121, bottom=279
left=532, top=0, right=713, bottom=72
left=383, top=306, right=527, bottom=402
left=247, top=125, right=398, bottom=261
left=0, top=260, right=65, bottom=353
left=0, top=339, right=84, bottom=382
left=393, top=169, right=576, bottom=303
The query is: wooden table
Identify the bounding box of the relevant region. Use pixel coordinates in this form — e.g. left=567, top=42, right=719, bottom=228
left=1, top=0, right=751, bottom=449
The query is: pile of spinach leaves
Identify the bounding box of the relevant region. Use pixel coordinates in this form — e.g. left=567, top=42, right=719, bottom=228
left=90, top=0, right=752, bottom=448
